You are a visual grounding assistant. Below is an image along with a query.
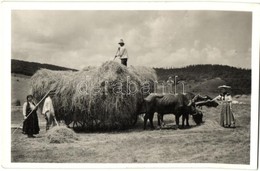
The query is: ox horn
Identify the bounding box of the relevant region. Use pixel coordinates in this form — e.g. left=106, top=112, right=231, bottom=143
left=188, top=100, right=193, bottom=106
left=191, top=94, right=199, bottom=103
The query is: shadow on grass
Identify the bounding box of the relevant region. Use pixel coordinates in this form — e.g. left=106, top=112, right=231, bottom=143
left=72, top=118, right=205, bottom=134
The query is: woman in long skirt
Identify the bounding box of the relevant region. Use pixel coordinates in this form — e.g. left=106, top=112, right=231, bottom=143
left=22, top=95, right=40, bottom=138
left=213, top=85, right=235, bottom=128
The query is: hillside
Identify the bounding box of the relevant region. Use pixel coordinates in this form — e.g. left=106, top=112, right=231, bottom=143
left=11, top=74, right=31, bottom=105
left=155, top=65, right=251, bottom=95
left=11, top=59, right=77, bottom=76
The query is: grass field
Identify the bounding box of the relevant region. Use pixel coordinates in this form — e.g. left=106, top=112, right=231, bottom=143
left=11, top=74, right=31, bottom=106
left=11, top=103, right=250, bottom=164
left=11, top=74, right=251, bottom=164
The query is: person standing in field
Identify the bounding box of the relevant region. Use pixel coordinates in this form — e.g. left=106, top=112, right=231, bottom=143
left=42, top=92, right=56, bottom=131
left=115, top=39, right=129, bottom=66
left=212, top=85, right=235, bottom=128
left=22, top=95, right=40, bottom=138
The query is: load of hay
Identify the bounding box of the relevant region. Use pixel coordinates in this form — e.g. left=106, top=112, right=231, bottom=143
left=85, top=61, right=143, bottom=130
left=30, top=68, right=96, bottom=122
left=128, top=65, right=157, bottom=96
left=31, top=69, right=75, bottom=112
left=46, top=126, right=79, bottom=143
left=30, top=61, right=157, bottom=131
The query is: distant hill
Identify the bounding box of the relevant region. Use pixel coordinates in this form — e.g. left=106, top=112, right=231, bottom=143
left=190, top=77, right=227, bottom=96
left=155, top=65, right=251, bottom=95
left=11, top=59, right=77, bottom=76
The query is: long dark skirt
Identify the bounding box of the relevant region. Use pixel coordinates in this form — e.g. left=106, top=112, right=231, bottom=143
left=220, top=102, right=235, bottom=128
left=23, top=111, right=40, bottom=135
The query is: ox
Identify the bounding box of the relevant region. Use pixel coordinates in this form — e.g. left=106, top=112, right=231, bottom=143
left=139, top=93, right=197, bottom=130
left=156, top=92, right=212, bottom=128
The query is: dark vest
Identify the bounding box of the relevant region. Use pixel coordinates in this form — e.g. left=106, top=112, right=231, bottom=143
left=220, top=93, right=230, bottom=101
left=26, top=102, right=35, bottom=116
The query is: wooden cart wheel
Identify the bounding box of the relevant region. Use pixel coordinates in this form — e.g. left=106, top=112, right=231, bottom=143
left=73, top=112, right=88, bottom=131
left=73, top=120, right=85, bottom=131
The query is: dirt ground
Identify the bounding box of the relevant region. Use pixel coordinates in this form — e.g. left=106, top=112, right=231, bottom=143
left=11, top=103, right=250, bottom=164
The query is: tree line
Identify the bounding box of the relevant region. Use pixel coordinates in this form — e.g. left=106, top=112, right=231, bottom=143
left=11, top=59, right=77, bottom=76
left=154, top=64, right=251, bottom=95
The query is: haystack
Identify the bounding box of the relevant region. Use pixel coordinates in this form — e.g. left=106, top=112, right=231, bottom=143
left=30, top=69, right=74, bottom=111
left=129, top=65, right=157, bottom=96
left=31, top=68, right=97, bottom=127
left=30, top=61, right=158, bottom=131
left=46, top=126, right=79, bottom=143
left=30, top=68, right=96, bottom=117
left=86, top=61, right=144, bottom=130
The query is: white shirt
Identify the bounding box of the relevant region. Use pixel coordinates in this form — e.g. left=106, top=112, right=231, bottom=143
left=213, top=93, right=233, bottom=108
left=213, top=94, right=232, bottom=102
left=23, top=102, right=36, bottom=117
left=116, top=46, right=129, bottom=59
left=42, top=96, right=55, bottom=115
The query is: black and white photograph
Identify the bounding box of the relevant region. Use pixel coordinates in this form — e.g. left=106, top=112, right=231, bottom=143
left=1, top=1, right=259, bottom=170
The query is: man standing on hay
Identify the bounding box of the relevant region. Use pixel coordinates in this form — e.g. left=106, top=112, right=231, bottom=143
left=42, top=92, right=57, bottom=131
left=115, top=39, right=129, bottom=66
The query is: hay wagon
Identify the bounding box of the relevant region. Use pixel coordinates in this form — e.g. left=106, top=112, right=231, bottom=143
left=58, top=105, right=139, bottom=131
left=31, top=61, right=157, bottom=131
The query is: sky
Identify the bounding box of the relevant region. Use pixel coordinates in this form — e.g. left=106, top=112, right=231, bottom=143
left=11, top=10, right=252, bottom=69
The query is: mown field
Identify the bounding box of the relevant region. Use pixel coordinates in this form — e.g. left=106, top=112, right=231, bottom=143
left=11, top=103, right=250, bottom=164
left=11, top=74, right=31, bottom=106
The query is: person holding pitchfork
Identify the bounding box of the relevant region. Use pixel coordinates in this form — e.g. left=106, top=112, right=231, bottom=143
left=114, top=39, right=129, bottom=66
left=22, top=95, right=40, bottom=138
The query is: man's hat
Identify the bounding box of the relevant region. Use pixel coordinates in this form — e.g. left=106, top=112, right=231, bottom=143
left=218, top=85, right=231, bottom=89
left=118, top=39, right=124, bottom=44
